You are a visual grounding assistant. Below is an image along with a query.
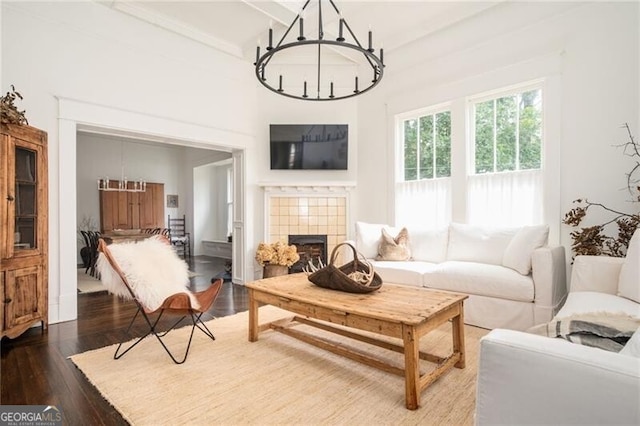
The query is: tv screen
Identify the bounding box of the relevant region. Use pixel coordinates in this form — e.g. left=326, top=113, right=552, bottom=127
left=270, top=124, right=348, bottom=170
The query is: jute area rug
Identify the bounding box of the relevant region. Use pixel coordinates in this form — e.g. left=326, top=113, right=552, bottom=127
left=70, top=306, right=488, bottom=425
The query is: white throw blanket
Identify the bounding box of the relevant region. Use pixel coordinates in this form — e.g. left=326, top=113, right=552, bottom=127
left=96, top=236, right=198, bottom=311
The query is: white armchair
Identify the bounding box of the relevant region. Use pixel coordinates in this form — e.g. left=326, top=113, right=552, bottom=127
left=475, top=255, right=640, bottom=425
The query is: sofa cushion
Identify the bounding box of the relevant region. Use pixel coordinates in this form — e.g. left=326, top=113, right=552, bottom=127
left=447, top=223, right=517, bottom=266
left=425, top=261, right=534, bottom=302
left=376, top=227, right=411, bottom=261
left=355, top=221, right=401, bottom=259
left=409, top=227, right=449, bottom=263
left=556, top=291, right=640, bottom=319
left=369, top=260, right=437, bottom=287
left=502, top=225, right=549, bottom=275
left=618, top=229, right=640, bottom=303
left=620, top=328, right=640, bottom=358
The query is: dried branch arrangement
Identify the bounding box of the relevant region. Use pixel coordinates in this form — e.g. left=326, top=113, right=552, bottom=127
left=563, top=123, right=639, bottom=257
left=1, top=85, right=29, bottom=125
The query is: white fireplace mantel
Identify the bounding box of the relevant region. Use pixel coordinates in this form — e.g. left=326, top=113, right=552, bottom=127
left=259, top=181, right=356, bottom=194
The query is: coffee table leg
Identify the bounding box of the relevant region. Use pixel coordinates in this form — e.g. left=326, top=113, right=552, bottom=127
left=452, top=303, right=466, bottom=368
left=248, top=289, right=259, bottom=342
left=402, top=324, right=420, bottom=410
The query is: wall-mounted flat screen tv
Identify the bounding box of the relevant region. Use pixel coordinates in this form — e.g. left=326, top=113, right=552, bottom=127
left=270, top=124, right=348, bottom=170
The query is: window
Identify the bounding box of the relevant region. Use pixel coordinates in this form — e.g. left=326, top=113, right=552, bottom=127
left=473, top=88, right=542, bottom=174
left=394, top=81, right=546, bottom=229
left=403, top=111, right=451, bottom=181
left=467, top=85, right=544, bottom=226
left=396, top=108, right=452, bottom=228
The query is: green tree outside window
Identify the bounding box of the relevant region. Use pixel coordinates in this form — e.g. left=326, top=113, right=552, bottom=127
left=403, top=111, right=451, bottom=181
left=473, top=89, right=542, bottom=174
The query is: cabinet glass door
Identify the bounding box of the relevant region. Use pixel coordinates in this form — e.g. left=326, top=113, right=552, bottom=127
left=14, top=147, right=37, bottom=251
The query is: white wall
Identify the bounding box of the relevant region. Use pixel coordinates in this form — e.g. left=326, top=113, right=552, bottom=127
left=193, top=164, right=212, bottom=254
left=355, top=2, right=639, bottom=254
left=193, top=161, right=232, bottom=256
left=2, top=1, right=257, bottom=323
left=184, top=146, right=232, bottom=253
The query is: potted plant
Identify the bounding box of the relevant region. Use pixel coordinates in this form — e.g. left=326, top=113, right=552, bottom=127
left=255, top=241, right=300, bottom=278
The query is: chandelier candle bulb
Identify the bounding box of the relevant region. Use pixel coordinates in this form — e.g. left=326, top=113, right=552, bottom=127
left=278, top=75, right=283, bottom=92
left=255, top=45, right=260, bottom=64
left=268, top=28, right=273, bottom=50
left=380, top=47, right=384, bottom=65
left=303, top=81, right=308, bottom=98
left=338, top=16, right=344, bottom=41
left=330, top=82, right=334, bottom=98
left=368, top=29, right=372, bottom=51
left=355, top=76, right=359, bottom=93
left=298, top=16, right=305, bottom=40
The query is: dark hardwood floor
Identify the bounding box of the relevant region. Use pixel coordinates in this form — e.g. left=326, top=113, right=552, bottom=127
left=0, top=256, right=249, bottom=425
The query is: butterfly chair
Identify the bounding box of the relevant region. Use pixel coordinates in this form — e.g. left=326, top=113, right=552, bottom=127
left=97, top=237, right=223, bottom=364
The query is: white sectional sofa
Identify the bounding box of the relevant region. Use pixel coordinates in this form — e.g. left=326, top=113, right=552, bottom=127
left=475, top=253, right=640, bottom=425
left=351, top=222, right=567, bottom=330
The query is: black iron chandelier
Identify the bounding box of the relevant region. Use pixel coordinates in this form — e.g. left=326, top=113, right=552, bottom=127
left=254, top=0, right=385, bottom=101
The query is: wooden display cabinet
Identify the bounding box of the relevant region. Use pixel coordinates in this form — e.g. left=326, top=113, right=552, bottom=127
left=99, top=181, right=164, bottom=232
left=0, top=123, right=48, bottom=339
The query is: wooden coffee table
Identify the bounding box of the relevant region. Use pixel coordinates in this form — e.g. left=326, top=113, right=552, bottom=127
left=246, top=273, right=468, bottom=410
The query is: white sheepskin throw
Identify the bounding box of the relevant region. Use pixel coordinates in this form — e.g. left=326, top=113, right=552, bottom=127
left=96, top=235, right=199, bottom=311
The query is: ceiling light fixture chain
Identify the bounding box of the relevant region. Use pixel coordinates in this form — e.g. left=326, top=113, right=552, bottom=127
left=254, top=0, right=385, bottom=101
left=97, top=140, right=147, bottom=193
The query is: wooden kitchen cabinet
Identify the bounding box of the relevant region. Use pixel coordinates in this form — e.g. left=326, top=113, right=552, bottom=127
left=0, top=123, right=48, bottom=339
left=99, top=182, right=164, bottom=232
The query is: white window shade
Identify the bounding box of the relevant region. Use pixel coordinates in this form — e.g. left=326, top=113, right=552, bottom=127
left=467, top=169, right=543, bottom=226
left=395, top=178, right=452, bottom=228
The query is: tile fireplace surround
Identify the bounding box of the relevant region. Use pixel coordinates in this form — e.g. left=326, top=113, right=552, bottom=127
left=260, top=183, right=355, bottom=264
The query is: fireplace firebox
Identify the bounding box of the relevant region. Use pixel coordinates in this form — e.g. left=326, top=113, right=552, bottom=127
left=288, top=234, right=327, bottom=273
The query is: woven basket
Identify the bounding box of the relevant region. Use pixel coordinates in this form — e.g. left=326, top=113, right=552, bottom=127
left=308, top=242, right=382, bottom=294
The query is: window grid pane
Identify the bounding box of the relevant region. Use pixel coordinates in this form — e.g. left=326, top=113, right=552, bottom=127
left=419, top=116, right=434, bottom=179
left=496, top=95, right=517, bottom=172
left=403, top=119, right=418, bottom=181
left=473, top=88, right=542, bottom=175
left=519, top=89, right=542, bottom=170
left=474, top=100, right=494, bottom=174
left=435, top=111, right=451, bottom=177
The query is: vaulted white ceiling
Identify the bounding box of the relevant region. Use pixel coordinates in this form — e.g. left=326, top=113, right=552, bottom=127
left=109, top=1, right=502, bottom=66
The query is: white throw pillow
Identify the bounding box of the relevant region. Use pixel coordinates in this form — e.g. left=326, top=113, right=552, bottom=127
left=355, top=221, right=400, bottom=259
left=447, top=223, right=517, bottom=266
left=410, top=227, right=449, bottom=263
left=620, top=327, right=640, bottom=358
left=618, top=229, right=640, bottom=303
left=502, top=225, right=549, bottom=275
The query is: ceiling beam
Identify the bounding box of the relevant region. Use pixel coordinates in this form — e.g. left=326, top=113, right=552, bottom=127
left=240, top=0, right=360, bottom=65
left=111, top=1, right=244, bottom=58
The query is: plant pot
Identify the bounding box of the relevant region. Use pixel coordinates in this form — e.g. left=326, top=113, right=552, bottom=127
left=263, top=264, right=289, bottom=278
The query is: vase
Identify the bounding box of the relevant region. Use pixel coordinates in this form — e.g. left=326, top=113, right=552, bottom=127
left=263, top=264, right=289, bottom=278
